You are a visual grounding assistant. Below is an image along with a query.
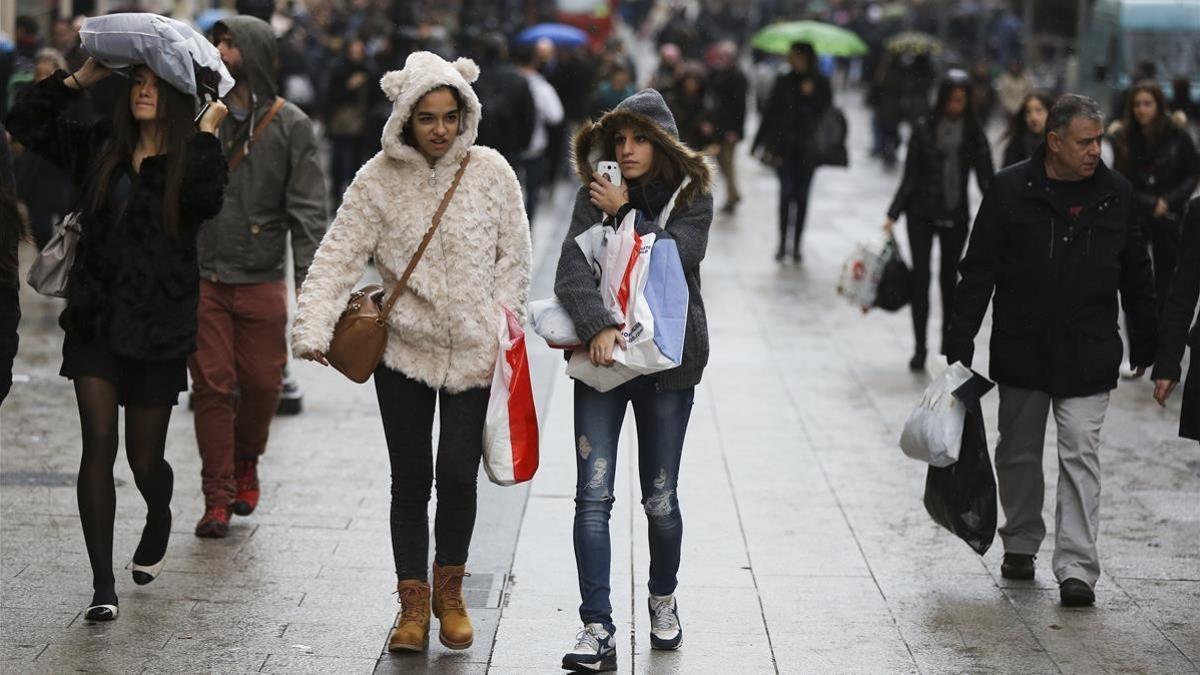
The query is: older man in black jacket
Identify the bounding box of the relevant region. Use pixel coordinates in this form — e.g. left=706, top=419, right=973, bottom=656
left=944, top=95, right=1157, bottom=608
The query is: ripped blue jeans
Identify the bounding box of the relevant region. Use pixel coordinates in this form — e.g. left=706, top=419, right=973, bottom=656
left=573, top=377, right=694, bottom=632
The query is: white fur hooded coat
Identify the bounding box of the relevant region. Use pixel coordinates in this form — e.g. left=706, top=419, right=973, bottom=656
left=291, top=52, right=531, bottom=392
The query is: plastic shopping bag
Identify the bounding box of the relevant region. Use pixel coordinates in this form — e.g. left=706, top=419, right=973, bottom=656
left=642, top=238, right=688, bottom=365
left=837, top=235, right=891, bottom=312
left=566, top=227, right=677, bottom=392
left=527, top=297, right=581, bottom=349
left=922, top=370, right=997, bottom=555
left=482, top=307, right=539, bottom=486
left=873, top=238, right=912, bottom=312
left=900, top=363, right=975, bottom=467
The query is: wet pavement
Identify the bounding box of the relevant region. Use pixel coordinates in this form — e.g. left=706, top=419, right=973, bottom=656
left=1, top=90, right=1197, bottom=674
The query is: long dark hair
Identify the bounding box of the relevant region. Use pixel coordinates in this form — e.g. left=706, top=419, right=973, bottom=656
left=1003, top=92, right=1055, bottom=144
left=1116, top=79, right=1170, bottom=174
left=601, top=123, right=684, bottom=193
left=87, top=67, right=195, bottom=239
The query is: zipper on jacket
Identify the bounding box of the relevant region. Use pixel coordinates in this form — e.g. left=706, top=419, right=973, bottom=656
left=436, top=221, right=454, bottom=389
left=429, top=168, right=437, bottom=187
left=1049, top=217, right=1055, bottom=259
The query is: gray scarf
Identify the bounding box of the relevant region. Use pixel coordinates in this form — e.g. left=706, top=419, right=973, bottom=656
left=936, top=117, right=965, bottom=215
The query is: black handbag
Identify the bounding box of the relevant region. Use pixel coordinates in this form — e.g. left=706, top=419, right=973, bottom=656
left=814, top=106, right=849, bottom=168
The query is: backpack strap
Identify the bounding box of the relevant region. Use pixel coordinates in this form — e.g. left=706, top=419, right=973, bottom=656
left=227, top=97, right=286, bottom=171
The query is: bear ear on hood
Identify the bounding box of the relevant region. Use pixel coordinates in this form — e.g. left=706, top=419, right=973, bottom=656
left=453, top=58, right=480, bottom=84
left=380, top=70, right=407, bottom=102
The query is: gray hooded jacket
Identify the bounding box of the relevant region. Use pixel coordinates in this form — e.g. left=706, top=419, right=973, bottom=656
left=197, top=16, right=327, bottom=287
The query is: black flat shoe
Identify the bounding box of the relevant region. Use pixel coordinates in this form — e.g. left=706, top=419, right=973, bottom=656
left=1000, top=553, right=1036, bottom=580
left=132, top=510, right=171, bottom=585
left=1059, top=578, right=1095, bottom=607
left=84, top=591, right=119, bottom=622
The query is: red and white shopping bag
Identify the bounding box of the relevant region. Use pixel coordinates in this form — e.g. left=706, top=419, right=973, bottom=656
left=483, top=306, right=539, bottom=486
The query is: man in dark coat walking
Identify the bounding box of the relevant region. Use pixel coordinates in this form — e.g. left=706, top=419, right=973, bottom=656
left=944, top=95, right=1157, bottom=608
left=1153, top=195, right=1200, bottom=442
left=707, top=41, right=748, bottom=214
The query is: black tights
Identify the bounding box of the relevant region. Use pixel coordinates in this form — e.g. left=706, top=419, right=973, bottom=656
left=373, top=367, right=489, bottom=582
left=74, top=377, right=174, bottom=605
left=906, top=218, right=969, bottom=355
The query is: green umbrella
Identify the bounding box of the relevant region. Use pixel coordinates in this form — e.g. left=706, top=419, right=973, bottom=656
left=885, top=31, right=944, bottom=56
left=751, top=21, right=869, bottom=57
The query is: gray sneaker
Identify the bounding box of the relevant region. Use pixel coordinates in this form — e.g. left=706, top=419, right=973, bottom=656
left=648, top=594, right=683, bottom=650
left=562, top=623, right=616, bottom=672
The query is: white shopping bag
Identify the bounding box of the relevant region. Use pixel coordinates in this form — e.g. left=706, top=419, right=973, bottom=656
left=899, top=363, right=976, bottom=467
left=566, top=225, right=677, bottom=392
left=837, top=235, right=892, bottom=312
left=527, top=297, right=581, bottom=348
left=482, top=307, right=539, bottom=486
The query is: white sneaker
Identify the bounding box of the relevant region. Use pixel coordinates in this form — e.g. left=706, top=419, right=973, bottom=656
left=562, top=623, right=616, bottom=672
left=648, top=594, right=683, bottom=650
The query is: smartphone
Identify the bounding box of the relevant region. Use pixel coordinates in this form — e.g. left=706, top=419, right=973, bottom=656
left=597, top=161, right=621, bottom=186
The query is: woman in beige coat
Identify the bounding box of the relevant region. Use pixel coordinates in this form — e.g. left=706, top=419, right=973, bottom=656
left=291, top=52, right=531, bottom=653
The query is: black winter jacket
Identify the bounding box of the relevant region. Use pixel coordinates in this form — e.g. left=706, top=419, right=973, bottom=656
left=7, top=72, right=228, bottom=361
left=945, top=146, right=1158, bottom=398
left=1113, top=122, right=1200, bottom=220
left=1002, top=130, right=1040, bottom=168
left=1153, top=196, right=1200, bottom=382
left=708, top=66, right=748, bottom=139
left=751, top=70, right=831, bottom=161
left=887, top=114, right=994, bottom=223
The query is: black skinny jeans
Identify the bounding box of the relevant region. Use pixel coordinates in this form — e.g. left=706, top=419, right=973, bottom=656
left=373, top=365, right=490, bottom=582
left=777, top=156, right=817, bottom=256
left=907, top=216, right=969, bottom=354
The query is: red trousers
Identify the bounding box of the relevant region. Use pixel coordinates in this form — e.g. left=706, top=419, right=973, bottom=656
left=189, top=280, right=287, bottom=507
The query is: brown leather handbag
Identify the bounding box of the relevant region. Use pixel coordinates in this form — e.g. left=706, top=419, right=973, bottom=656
left=326, top=153, right=471, bottom=383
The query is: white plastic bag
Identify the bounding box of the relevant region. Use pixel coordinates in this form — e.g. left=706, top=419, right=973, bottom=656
left=837, top=235, right=892, bottom=311
left=527, top=297, right=580, bottom=348
left=79, top=14, right=235, bottom=98
left=483, top=307, right=539, bottom=486
left=899, top=363, right=975, bottom=467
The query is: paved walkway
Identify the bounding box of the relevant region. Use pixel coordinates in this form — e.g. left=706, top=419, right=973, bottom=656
left=2, top=92, right=1197, bottom=674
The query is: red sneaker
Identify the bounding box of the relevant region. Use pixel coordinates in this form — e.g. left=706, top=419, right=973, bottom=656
left=232, top=460, right=260, bottom=516
left=194, top=504, right=231, bottom=538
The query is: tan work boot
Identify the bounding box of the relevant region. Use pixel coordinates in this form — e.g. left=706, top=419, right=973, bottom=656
left=386, top=580, right=431, bottom=652
left=432, top=563, right=473, bottom=649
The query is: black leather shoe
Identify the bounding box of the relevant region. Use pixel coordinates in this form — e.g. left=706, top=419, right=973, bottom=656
left=1001, top=553, right=1036, bottom=580
left=1059, top=578, right=1095, bottom=607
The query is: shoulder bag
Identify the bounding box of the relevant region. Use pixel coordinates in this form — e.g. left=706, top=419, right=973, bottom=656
left=27, top=211, right=83, bottom=298
left=326, top=152, right=471, bottom=383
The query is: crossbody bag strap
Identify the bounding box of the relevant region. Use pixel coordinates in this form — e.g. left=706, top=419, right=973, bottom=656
left=227, top=97, right=286, bottom=171
left=379, top=152, right=472, bottom=320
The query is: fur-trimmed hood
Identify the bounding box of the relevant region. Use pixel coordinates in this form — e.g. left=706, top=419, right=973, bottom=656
left=572, top=89, right=712, bottom=207
left=379, top=51, right=482, bottom=168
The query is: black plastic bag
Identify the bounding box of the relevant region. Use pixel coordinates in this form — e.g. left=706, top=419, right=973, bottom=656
left=923, top=371, right=997, bottom=555
left=874, top=238, right=912, bottom=312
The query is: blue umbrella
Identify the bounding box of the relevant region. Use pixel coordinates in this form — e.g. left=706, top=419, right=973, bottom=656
left=516, top=23, right=589, bottom=47
left=195, top=9, right=235, bottom=34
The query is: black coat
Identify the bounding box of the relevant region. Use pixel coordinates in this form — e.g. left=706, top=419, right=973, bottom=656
left=945, top=146, right=1158, bottom=398
left=887, top=115, right=994, bottom=224
left=1152, top=196, right=1200, bottom=438
left=7, top=72, right=228, bottom=361
left=473, top=62, right=536, bottom=163
left=751, top=70, right=831, bottom=162
left=1002, top=130, right=1040, bottom=168
left=708, top=66, right=748, bottom=139
left=1115, top=122, right=1200, bottom=219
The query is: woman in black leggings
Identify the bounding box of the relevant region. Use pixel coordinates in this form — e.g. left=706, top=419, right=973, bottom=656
left=7, top=58, right=228, bottom=620
left=884, top=77, right=993, bottom=371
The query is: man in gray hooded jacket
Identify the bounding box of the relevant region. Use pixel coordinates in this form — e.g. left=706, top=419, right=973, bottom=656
left=191, top=16, right=327, bottom=538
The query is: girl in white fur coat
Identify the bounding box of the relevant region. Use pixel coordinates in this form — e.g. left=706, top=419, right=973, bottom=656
left=291, top=52, right=531, bottom=653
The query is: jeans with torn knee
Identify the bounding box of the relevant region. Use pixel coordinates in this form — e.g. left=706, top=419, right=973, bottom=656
left=572, top=377, right=694, bottom=632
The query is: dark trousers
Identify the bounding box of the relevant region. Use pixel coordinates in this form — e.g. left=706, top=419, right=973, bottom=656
left=189, top=280, right=288, bottom=507
left=777, top=157, right=817, bottom=256
left=1147, top=216, right=1182, bottom=316
left=330, top=136, right=361, bottom=206
left=907, top=216, right=969, bottom=354
left=572, top=377, right=694, bottom=633
left=518, top=154, right=547, bottom=224
left=374, top=365, right=490, bottom=582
